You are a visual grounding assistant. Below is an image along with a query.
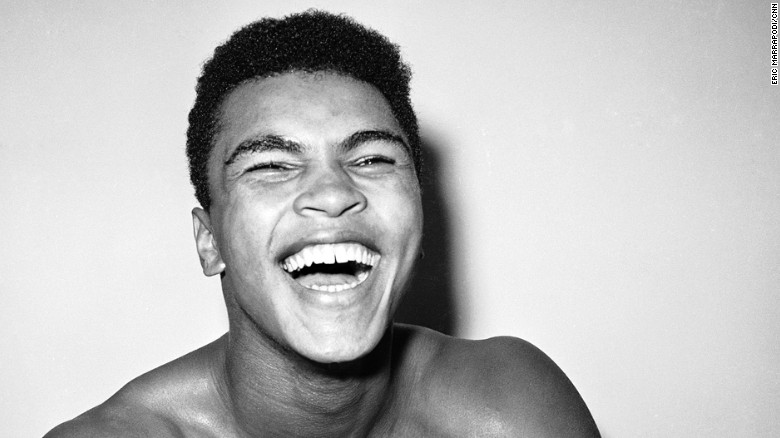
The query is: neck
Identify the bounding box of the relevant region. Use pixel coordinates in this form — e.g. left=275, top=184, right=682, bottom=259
left=213, top=317, right=395, bottom=437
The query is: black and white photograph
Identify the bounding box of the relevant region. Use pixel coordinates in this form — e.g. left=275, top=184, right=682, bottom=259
left=1, top=1, right=778, bottom=437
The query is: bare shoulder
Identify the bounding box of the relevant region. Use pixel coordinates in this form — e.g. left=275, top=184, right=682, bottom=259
left=43, top=400, right=178, bottom=438
left=394, top=324, right=600, bottom=437
left=44, top=336, right=229, bottom=438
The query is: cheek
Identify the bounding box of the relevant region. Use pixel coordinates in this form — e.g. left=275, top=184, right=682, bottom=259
left=218, top=197, right=277, bottom=271
left=377, top=180, right=423, bottom=239
left=400, top=177, right=423, bottom=223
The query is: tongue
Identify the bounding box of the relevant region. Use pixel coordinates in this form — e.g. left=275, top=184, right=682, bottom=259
left=295, top=272, right=358, bottom=288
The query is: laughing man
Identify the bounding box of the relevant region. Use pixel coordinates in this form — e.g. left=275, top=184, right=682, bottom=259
left=46, top=10, right=599, bottom=437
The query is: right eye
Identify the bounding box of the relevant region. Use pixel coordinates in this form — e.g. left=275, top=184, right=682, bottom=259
left=242, top=161, right=300, bottom=183
left=246, top=161, right=289, bottom=172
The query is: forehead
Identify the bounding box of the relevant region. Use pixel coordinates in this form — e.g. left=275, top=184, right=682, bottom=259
left=212, top=72, right=403, bottom=161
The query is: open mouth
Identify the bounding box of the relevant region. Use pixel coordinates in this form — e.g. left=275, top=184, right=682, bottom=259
left=281, top=243, right=380, bottom=292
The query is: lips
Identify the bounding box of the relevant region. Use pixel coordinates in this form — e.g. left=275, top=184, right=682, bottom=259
left=281, top=243, right=380, bottom=292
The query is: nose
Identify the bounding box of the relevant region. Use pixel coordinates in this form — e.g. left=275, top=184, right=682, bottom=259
left=293, top=165, right=367, bottom=217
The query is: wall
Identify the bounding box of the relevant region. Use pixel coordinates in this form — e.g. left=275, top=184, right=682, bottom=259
left=1, top=1, right=777, bottom=437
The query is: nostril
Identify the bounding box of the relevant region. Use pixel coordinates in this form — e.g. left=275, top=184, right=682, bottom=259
left=338, top=199, right=364, bottom=215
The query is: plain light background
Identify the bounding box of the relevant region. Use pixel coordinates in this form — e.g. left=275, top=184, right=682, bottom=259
left=2, top=1, right=778, bottom=437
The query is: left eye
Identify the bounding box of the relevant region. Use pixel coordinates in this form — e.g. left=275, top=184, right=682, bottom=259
left=354, top=156, right=396, bottom=167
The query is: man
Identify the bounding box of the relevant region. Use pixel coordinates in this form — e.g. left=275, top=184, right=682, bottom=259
left=46, top=10, right=599, bottom=437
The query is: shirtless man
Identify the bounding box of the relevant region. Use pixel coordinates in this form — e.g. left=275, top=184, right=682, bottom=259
left=46, top=11, right=599, bottom=437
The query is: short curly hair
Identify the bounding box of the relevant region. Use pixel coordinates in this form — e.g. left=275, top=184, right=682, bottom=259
left=186, top=10, right=420, bottom=211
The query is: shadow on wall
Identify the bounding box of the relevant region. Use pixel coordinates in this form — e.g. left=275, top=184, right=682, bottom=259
left=394, top=138, right=459, bottom=336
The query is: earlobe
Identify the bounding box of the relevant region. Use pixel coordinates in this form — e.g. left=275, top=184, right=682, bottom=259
left=192, top=207, right=226, bottom=276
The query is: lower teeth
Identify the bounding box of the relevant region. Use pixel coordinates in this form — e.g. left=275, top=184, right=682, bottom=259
left=308, top=271, right=369, bottom=292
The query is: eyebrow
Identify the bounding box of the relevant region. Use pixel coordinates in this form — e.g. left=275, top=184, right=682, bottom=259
left=224, top=135, right=303, bottom=166
left=224, top=130, right=410, bottom=166
left=339, top=130, right=410, bottom=155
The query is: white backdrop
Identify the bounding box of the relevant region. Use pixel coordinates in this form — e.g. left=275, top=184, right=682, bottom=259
left=2, top=1, right=778, bottom=437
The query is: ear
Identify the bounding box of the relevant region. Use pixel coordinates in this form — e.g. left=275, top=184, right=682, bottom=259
left=192, top=207, right=226, bottom=276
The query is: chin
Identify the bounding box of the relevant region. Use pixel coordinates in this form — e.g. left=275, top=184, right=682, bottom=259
left=304, top=347, right=365, bottom=364
left=295, top=321, right=388, bottom=364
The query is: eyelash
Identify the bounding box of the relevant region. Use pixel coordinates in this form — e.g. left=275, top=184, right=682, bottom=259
left=355, top=155, right=396, bottom=166
left=243, top=155, right=396, bottom=176
left=246, top=161, right=290, bottom=172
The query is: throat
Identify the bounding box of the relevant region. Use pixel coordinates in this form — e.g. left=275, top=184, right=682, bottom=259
left=221, top=325, right=395, bottom=437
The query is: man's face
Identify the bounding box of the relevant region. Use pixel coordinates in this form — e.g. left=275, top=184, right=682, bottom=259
left=194, top=72, right=422, bottom=363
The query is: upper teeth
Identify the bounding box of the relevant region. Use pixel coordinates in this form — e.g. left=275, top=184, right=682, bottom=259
left=282, top=243, right=380, bottom=273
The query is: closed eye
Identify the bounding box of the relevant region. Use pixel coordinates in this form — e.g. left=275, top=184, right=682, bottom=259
left=246, top=161, right=292, bottom=172
left=354, top=156, right=396, bottom=166
left=241, top=161, right=301, bottom=183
